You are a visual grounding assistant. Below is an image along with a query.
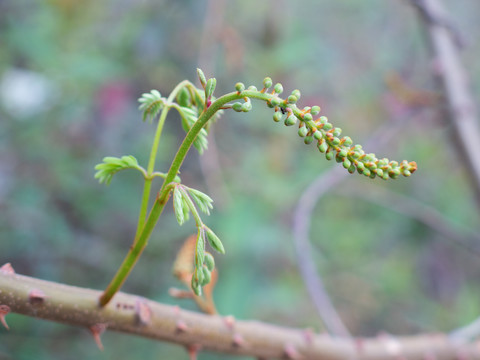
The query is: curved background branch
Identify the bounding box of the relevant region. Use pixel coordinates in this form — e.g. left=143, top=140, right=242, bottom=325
left=410, top=0, right=480, bottom=208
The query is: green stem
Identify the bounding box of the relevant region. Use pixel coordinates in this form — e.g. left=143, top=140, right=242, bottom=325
left=99, top=89, right=275, bottom=307
left=99, top=183, right=176, bottom=306
left=135, top=80, right=194, bottom=238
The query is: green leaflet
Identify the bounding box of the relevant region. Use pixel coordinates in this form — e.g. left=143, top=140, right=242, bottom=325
left=94, top=155, right=143, bottom=185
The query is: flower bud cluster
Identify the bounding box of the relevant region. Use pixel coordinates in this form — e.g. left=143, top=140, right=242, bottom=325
left=261, top=79, right=417, bottom=180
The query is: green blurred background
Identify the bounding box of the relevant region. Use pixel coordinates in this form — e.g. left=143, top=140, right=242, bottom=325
left=1, top=1, right=480, bottom=359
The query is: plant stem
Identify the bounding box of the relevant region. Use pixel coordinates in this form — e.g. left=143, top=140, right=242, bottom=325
left=99, top=183, right=176, bottom=306
left=135, top=80, right=194, bottom=238
left=100, top=89, right=274, bottom=306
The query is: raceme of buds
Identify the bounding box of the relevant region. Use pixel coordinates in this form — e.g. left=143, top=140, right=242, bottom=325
left=235, top=77, right=417, bottom=180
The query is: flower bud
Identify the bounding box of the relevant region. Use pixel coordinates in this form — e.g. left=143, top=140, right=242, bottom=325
left=273, top=111, right=283, bottom=122
left=304, top=136, right=313, bottom=144
left=235, top=82, right=245, bottom=92
left=311, top=106, right=321, bottom=115
left=332, top=128, right=342, bottom=137
left=303, top=113, right=313, bottom=122
left=343, top=159, right=351, bottom=169
left=342, top=136, right=353, bottom=147
left=285, top=115, right=297, bottom=126
left=248, top=85, right=258, bottom=91
left=298, top=126, right=308, bottom=137
left=270, top=97, right=281, bottom=106
left=232, top=102, right=243, bottom=112
left=287, top=95, right=298, bottom=104
left=291, top=89, right=301, bottom=100
left=313, top=130, right=323, bottom=140
left=317, top=142, right=328, bottom=153
left=263, top=77, right=273, bottom=89
left=274, top=83, right=283, bottom=94
left=242, top=102, right=252, bottom=112
left=325, top=151, right=335, bottom=161
left=331, top=137, right=340, bottom=146
left=389, top=168, right=400, bottom=179
left=323, top=123, right=333, bottom=131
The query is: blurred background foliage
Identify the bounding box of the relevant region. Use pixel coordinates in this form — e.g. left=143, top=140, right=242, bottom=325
left=1, top=0, right=480, bottom=359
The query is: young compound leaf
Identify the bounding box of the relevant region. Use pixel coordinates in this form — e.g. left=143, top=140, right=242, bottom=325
left=205, top=78, right=216, bottom=100
left=195, top=228, right=205, bottom=270
left=94, top=155, right=144, bottom=185
left=138, top=90, right=165, bottom=123
left=204, top=226, right=225, bottom=254
left=187, top=188, right=213, bottom=216
left=176, top=106, right=209, bottom=154
left=173, top=186, right=189, bottom=226
left=197, top=68, right=207, bottom=89
left=201, top=266, right=211, bottom=286
left=204, top=252, right=215, bottom=272
left=191, top=271, right=202, bottom=296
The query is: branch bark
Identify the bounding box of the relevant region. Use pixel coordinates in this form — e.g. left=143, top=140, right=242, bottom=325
left=1, top=270, right=480, bottom=359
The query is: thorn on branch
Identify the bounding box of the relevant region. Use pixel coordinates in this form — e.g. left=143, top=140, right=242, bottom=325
left=89, top=323, right=108, bottom=351
left=186, top=343, right=202, bottom=360
left=175, top=320, right=189, bottom=334
left=232, top=333, right=246, bottom=348
left=223, top=315, right=235, bottom=330
left=0, top=305, right=11, bottom=330
left=28, top=289, right=47, bottom=306
left=135, top=299, right=152, bottom=326
left=0, top=263, right=15, bottom=274
left=283, top=343, right=302, bottom=359
left=302, top=328, right=315, bottom=345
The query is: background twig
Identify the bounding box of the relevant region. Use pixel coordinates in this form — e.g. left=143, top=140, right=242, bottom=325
left=410, top=0, right=480, bottom=208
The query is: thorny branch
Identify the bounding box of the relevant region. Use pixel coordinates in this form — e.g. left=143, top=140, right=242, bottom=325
left=1, top=269, right=480, bottom=359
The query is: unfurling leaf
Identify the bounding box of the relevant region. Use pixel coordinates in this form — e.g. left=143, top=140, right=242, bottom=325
left=204, top=226, right=225, bottom=254
left=191, top=271, right=202, bottom=296
left=173, top=186, right=190, bottom=226
left=187, top=188, right=213, bottom=215
left=197, top=68, right=207, bottom=89
left=205, top=78, right=216, bottom=100
left=138, top=90, right=165, bottom=123
left=204, top=252, right=215, bottom=272
left=201, top=266, right=211, bottom=286
left=195, top=228, right=205, bottom=269
left=176, top=106, right=209, bottom=154
left=94, top=155, right=144, bottom=185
